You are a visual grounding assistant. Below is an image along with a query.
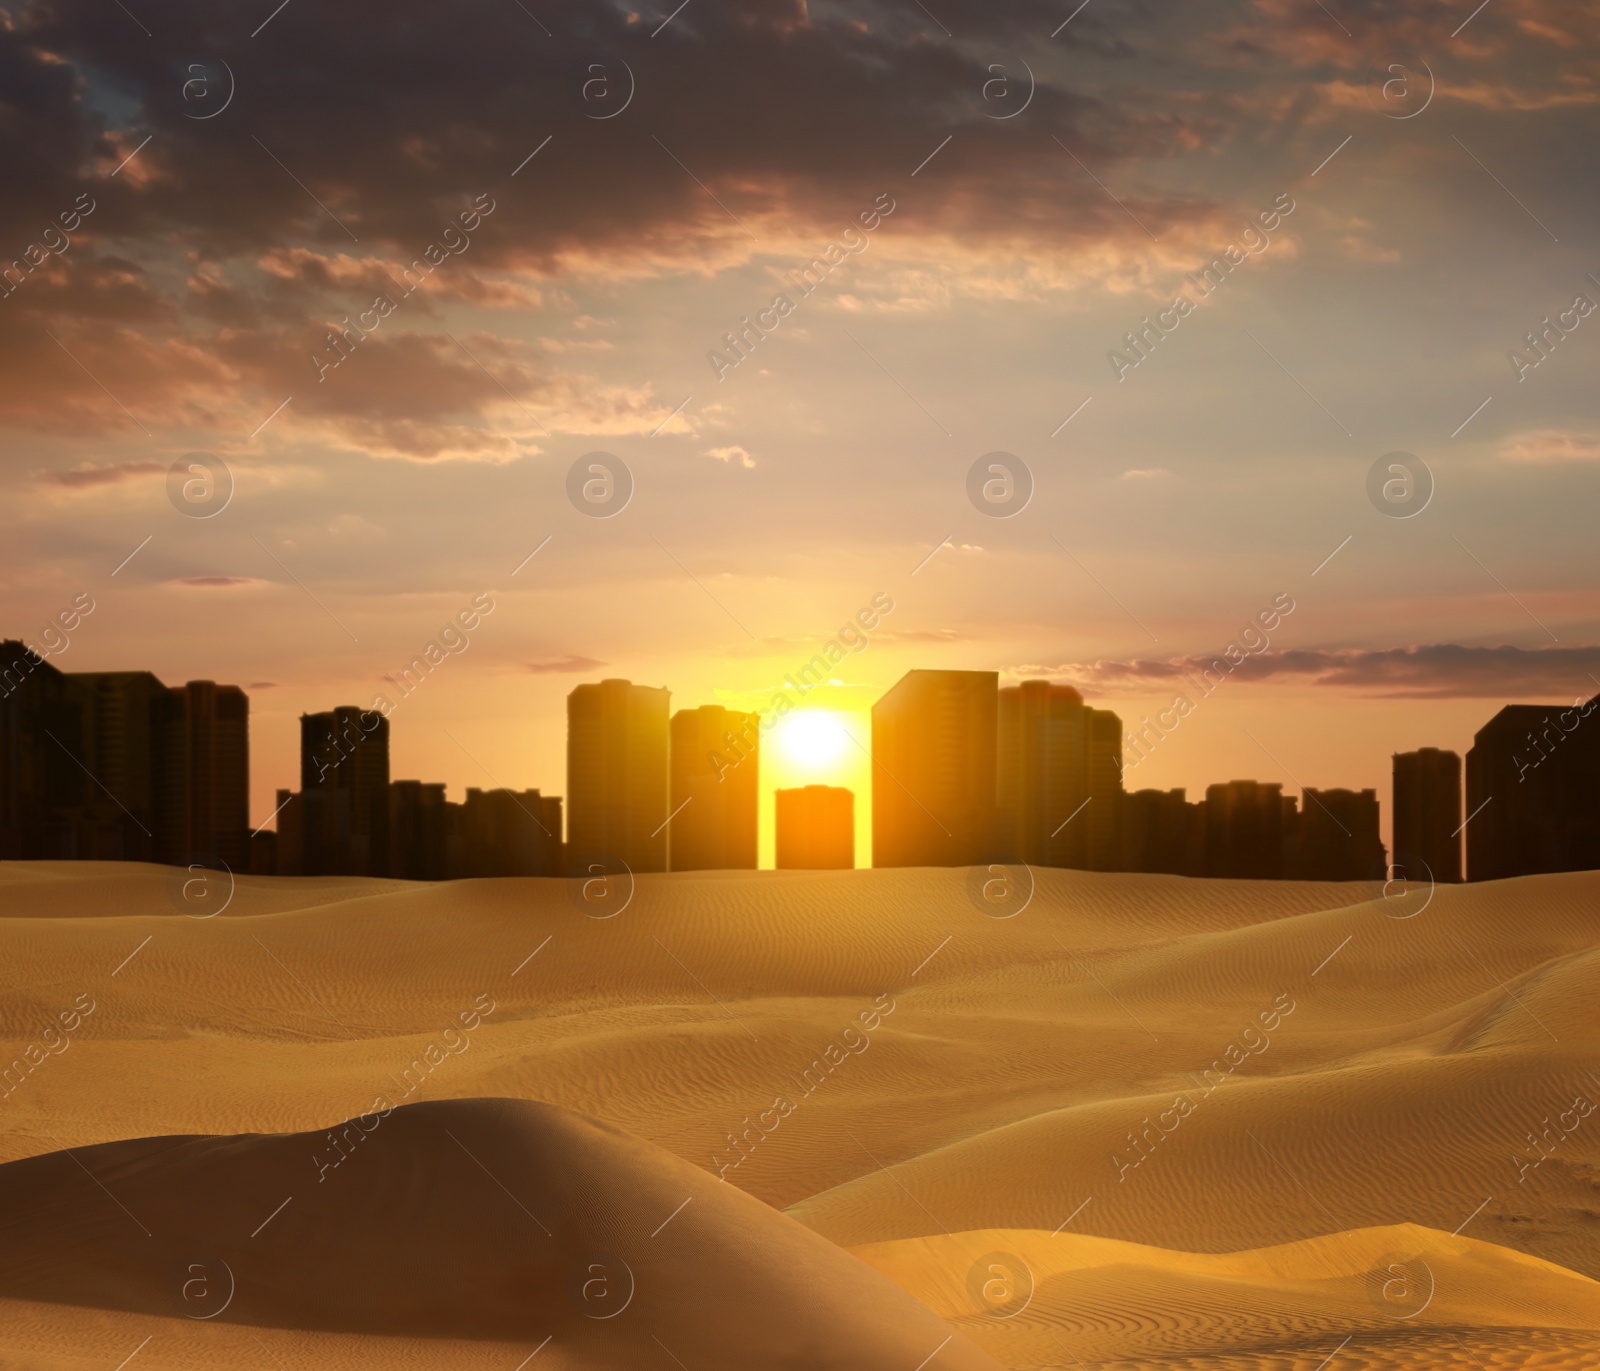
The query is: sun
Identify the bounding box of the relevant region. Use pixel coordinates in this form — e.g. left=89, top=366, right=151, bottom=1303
left=776, top=711, right=849, bottom=770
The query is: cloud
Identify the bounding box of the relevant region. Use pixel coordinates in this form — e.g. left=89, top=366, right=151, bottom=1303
left=1120, top=467, right=1174, bottom=480
left=0, top=0, right=1239, bottom=451
left=173, top=576, right=259, bottom=587
left=707, top=445, right=756, bottom=468
left=524, top=655, right=607, bottom=674
left=0, top=0, right=1590, bottom=464
left=44, top=461, right=165, bottom=489
left=0, top=0, right=1136, bottom=279
left=876, top=628, right=968, bottom=644
left=1031, top=644, right=1600, bottom=699
left=1500, top=430, right=1600, bottom=463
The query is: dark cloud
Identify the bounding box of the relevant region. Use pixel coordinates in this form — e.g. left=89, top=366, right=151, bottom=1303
left=1036, top=644, right=1600, bottom=699
left=3, top=0, right=1132, bottom=265
left=1, top=0, right=1591, bottom=451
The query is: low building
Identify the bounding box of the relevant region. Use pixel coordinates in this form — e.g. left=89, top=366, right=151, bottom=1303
left=776, top=785, right=854, bottom=870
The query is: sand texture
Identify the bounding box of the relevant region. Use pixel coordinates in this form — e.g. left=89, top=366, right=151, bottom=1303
left=1, top=861, right=1597, bottom=1368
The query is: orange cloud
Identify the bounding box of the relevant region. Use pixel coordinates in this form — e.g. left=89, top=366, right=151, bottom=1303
left=1500, top=431, right=1600, bottom=463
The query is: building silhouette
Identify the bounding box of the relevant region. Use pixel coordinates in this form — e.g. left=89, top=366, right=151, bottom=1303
left=166, top=681, right=250, bottom=872
left=66, top=671, right=169, bottom=862
left=0, top=643, right=83, bottom=859
left=273, top=777, right=564, bottom=880
left=0, top=642, right=249, bottom=867
left=291, top=707, right=390, bottom=876
left=1466, top=697, right=1600, bottom=881
left=14, top=639, right=1599, bottom=889
left=1117, top=788, right=1202, bottom=875
left=249, top=828, right=277, bottom=877
left=1393, top=748, right=1462, bottom=883
left=872, top=669, right=998, bottom=867
left=1205, top=780, right=1286, bottom=879
left=567, top=679, right=670, bottom=873
left=460, top=786, right=563, bottom=877
left=1293, top=787, right=1384, bottom=880
left=669, top=705, right=758, bottom=871
left=997, top=680, right=1123, bottom=870
left=388, top=779, right=455, bottom=881
left=776, top=785, right=854, bottom=869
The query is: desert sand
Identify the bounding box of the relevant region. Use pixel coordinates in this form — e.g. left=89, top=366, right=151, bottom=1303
left=1, top=861, right=1597, bottom=1368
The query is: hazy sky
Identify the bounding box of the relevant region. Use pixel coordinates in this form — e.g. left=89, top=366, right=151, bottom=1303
left=4, top=0, right=1597, bottom=856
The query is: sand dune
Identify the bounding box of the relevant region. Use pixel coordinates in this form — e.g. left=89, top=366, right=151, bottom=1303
left=2, top=860, right=1599, bottom=1368
left=854, top=1224, right=1600, bottom=1369
left=0, top=1097, right=998, bottom=1368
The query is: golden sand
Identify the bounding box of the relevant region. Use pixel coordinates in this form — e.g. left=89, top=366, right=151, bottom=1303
left=1, top=862, right=1596, bottom=1368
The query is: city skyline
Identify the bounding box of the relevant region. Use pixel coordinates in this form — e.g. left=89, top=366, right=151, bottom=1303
left=14, top=629, right=1600, bottom=862
left=20, top=582, right=1600, bottom=869
left=9, top=635, right=1594, bottom=880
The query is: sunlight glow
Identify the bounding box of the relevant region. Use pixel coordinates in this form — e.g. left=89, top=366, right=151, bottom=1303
left=776, top=711, right=849, bottom=771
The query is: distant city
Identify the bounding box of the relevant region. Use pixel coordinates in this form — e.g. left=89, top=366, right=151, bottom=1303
left=2, top=642, right=1596, bottom=884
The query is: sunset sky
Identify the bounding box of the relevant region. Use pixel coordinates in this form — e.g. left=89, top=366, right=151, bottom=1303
left=5, top=0, right=1598, bottom=861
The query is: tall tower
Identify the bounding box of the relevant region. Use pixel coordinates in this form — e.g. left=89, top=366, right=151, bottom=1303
left=1085, top=703, right=1125, bottom=871
left=1466, top=698, right=1600, bottom=881
left=567, top=679, right=671, bottom=873
left=0, top=641, right=81, bottom=859
left=872, top=669, right=997, bottom=868
left=165, top=681, right=250, bottom=871
left=996, top=680, right=1123, bottom=869
left=299, top=705, right=388, bottom=875
left=66, top=671, right=171, bottom=862
left=669, top=705, right=758, bottom=871
left=1392, top=748, right=1462, bottom=883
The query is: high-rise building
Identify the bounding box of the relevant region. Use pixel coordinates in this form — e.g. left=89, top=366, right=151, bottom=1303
left=57, top=672, right=171, bottom=861
left=1393, top=748, right=1462, bottom=883
left=1117, top=787, right=1201, bottom=875
left=159, top=681, right=250, bottom=872
left=567, top=679, right=671, bottom=873
left=1466, top=697, right=1600, bottom=881
left=997, top=681, right=1124, bottom=870
left=0, top=641, right=82, bottom=859
left=459, top=787, right=563, bottom=877
left=776, top=785, right=854, bottom=869
left=388, top=780, right=455, bottom=881
left=1, top=646, right=251, bottom=869
left=1294, top=787, right=1384, bottom=880
left=872, top=669, right=998, bottom=868
left=1205, top=780, right=1286, bottom=879
left=298, top=706, right=389, bottom=875
left=1085, top=708, right=1125, bottom=870
left=669, top=705, right=758, bottom=871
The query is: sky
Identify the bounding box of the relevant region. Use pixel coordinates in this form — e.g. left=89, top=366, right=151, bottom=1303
left=4, top=0, right=1598, bottom=862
